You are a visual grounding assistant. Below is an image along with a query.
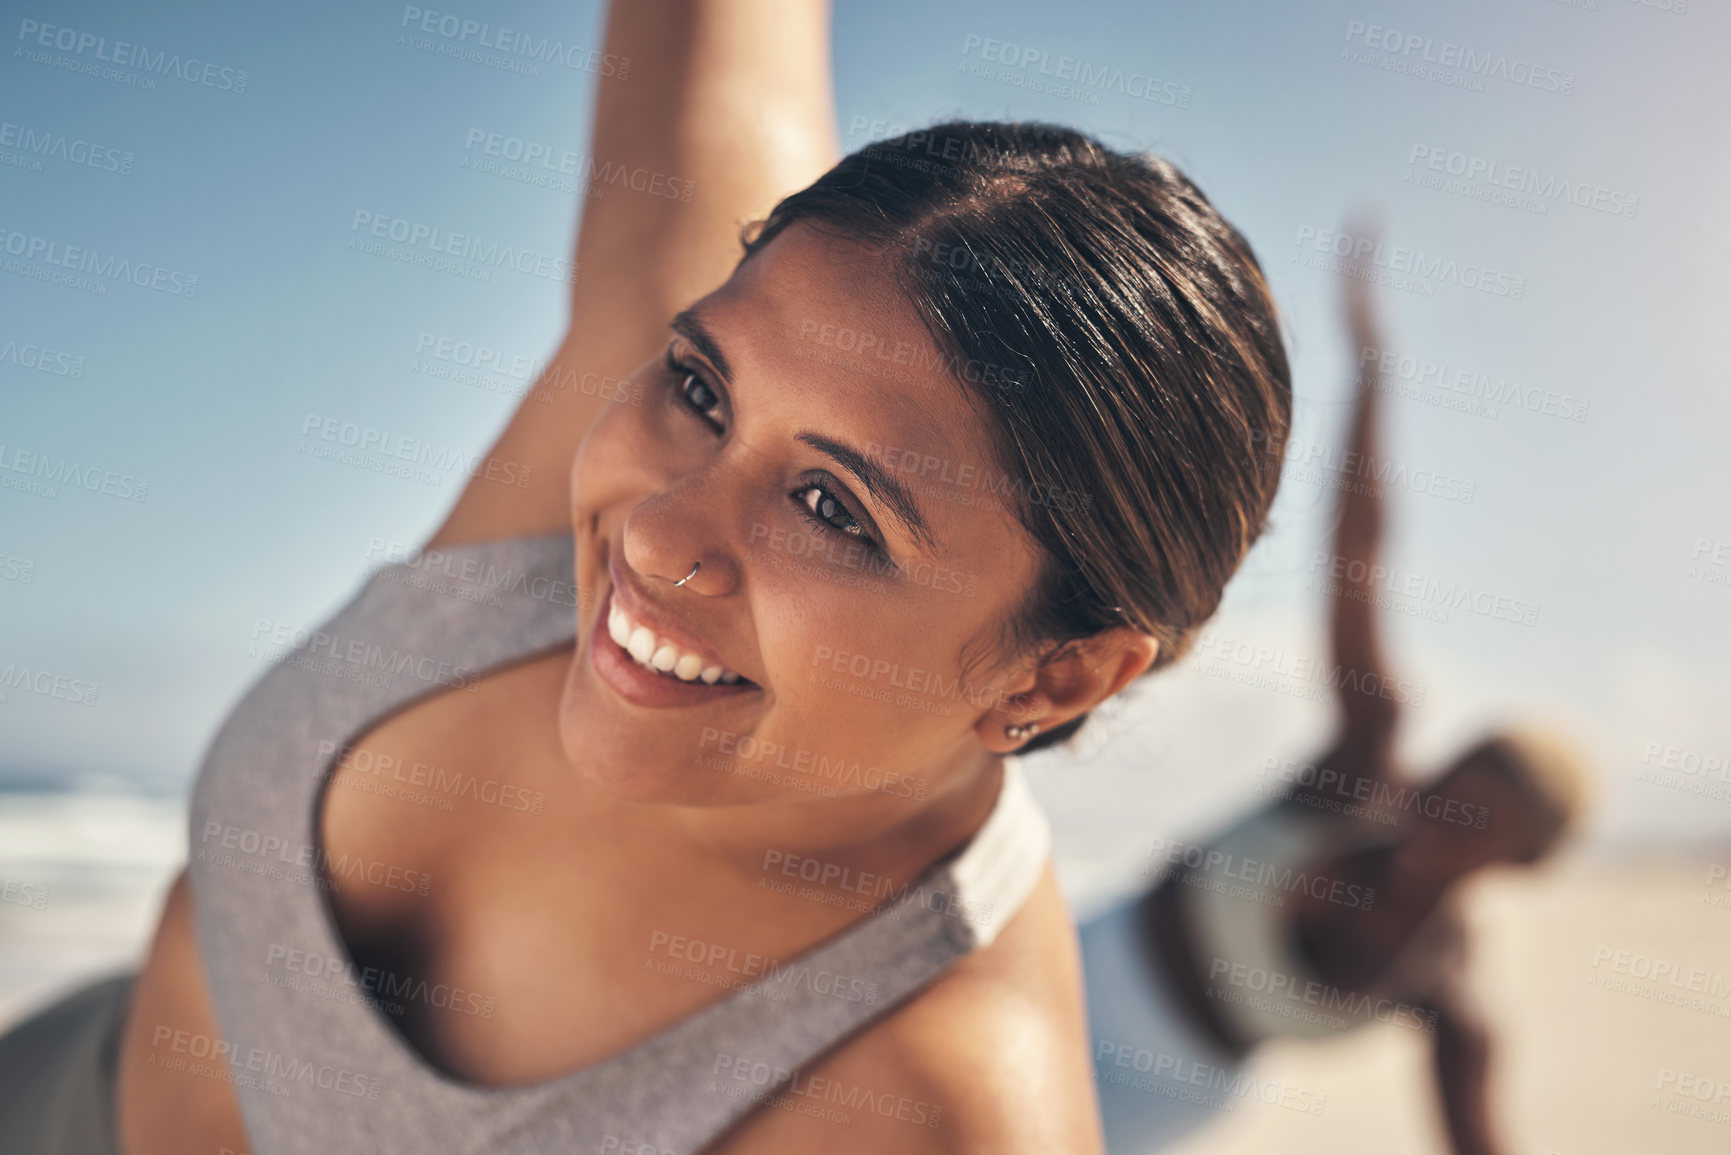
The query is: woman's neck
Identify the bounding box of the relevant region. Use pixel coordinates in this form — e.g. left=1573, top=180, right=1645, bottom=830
left=574, top=741, right=1010, bottom=912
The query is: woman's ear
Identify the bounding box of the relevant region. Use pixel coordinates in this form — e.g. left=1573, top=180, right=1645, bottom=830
left=975, top=628, right=1159, bottom=753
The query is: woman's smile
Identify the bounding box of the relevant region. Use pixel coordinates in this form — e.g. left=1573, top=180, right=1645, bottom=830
left=587, top=551, right=762, bottom=710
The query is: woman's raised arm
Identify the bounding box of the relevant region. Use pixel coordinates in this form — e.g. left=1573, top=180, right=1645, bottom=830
left=429, top=0, right=840, bottom=547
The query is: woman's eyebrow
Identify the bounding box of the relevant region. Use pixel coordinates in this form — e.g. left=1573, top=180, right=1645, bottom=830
left=669, top=307, right=938, bottom=554
left=669, top=308, right=732, bottom=382
left=796, top=432, right=937, bottom=555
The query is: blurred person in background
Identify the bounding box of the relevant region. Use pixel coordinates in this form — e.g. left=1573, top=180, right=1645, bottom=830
left=1083, top=271, right=1590, bottom=1155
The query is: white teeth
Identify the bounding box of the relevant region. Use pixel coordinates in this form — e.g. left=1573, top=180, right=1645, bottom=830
left=608, top=594, right=742, bottom=686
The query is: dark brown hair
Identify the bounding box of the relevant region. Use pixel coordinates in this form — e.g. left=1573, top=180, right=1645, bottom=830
left=742, top=121, right=1291, bottom=751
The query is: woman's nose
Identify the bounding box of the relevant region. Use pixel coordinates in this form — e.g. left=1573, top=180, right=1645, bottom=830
left=620, top=472, right=741, bottom=596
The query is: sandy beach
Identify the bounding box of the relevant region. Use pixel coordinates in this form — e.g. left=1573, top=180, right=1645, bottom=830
left=1157, top=857, right=1731, bottom=1155
left=3, top=792, right=1725, bottom=1153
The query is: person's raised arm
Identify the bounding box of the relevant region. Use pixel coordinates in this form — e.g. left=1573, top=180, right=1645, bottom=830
left=1324, top=266, right=1400, bottom=766
left=429, top=0, right=840, bottom=547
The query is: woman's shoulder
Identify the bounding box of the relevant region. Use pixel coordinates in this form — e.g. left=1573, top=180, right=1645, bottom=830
left=706, top=862, right=1104, bottom=1155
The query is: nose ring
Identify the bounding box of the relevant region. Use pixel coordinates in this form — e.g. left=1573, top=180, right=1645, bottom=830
left=673, top=561, right=701, bottom=588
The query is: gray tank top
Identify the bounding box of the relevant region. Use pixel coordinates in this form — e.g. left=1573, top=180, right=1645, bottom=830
left=188, top=532, right=1051, bottom=1155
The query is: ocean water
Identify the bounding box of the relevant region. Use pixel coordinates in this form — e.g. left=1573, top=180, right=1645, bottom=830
left=0, top=775, right=1156, bottom=1029
left=0, top=791, right=185, bottom=1029
left=2, top=702, right=1718, bottom=1035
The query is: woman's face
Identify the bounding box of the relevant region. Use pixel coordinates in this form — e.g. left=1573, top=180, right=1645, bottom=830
left=557, top=223, right=1049, bottom=809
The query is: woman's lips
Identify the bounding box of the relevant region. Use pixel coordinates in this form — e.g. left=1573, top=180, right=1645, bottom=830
left=607, top=593, right=741, bottom=684
left=590, top=590, right=758, bottom=708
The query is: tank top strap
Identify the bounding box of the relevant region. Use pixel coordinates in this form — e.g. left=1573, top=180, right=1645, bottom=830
left=533, top=762, right=1051, bottom=1152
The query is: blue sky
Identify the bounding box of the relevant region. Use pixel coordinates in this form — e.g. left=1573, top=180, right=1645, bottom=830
left=2, top=0, right=1727, bottom=859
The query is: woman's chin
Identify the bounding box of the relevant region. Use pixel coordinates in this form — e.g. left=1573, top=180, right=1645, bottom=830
left=581, top=751, right=707, bottom=804
left=554, top=690, right=739, bottom=807
left=556, top=635, right=780, bottom=806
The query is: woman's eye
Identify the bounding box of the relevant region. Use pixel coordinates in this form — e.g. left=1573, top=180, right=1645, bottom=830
left=679, top=373, right=722, bottom=424
left=798, top=485, right=866, bottom=538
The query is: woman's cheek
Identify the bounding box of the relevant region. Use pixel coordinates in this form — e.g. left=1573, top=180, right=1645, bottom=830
left=571, top=393, right=658, bottom=518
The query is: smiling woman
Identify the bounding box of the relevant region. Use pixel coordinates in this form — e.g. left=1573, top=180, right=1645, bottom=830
left=0, top=2, right=1287, bottom=1154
